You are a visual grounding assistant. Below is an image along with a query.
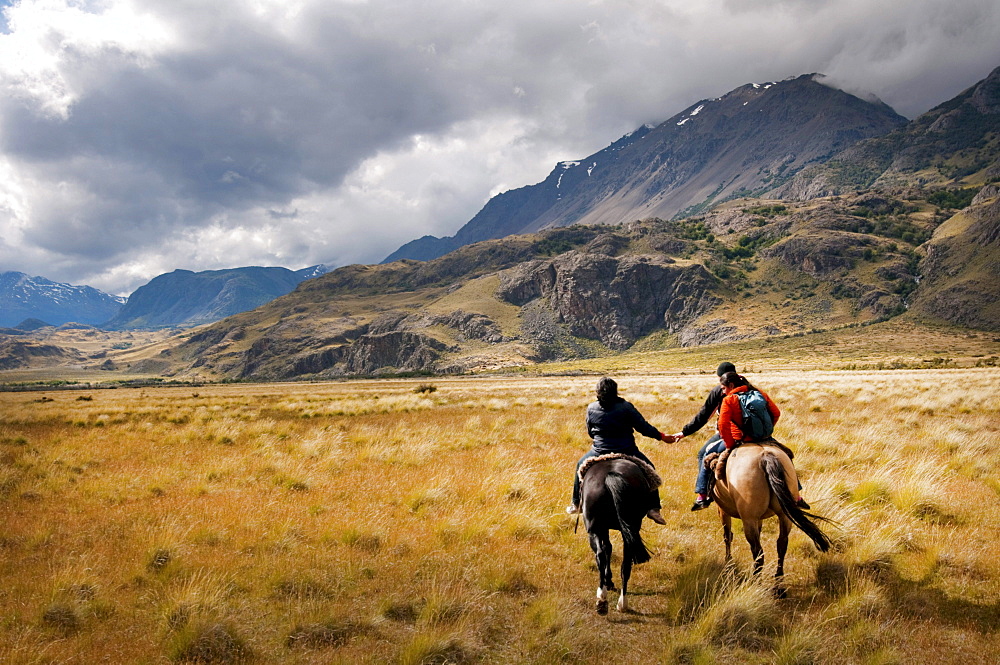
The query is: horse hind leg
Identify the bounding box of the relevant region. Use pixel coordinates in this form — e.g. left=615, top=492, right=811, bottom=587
left=617, top=540, right=633, bottom=612
left=741, top=518, right=765, bottom=575
left=590, top=531, right=613, bottom=614
left=773, top=514, right=792, bottom=598
left=722, top=513, right=734, bottom=563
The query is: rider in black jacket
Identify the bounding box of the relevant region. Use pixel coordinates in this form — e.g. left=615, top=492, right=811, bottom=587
left=567, top=377, right=674, bottom=524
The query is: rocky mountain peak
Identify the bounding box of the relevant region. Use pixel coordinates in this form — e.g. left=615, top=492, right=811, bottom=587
left=970, top=65, right=1000, bottom=115
left=385, top=73, right=906, bottom=264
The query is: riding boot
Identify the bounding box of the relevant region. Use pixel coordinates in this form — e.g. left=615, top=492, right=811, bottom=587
left=646, top=490, right=666, bottom=525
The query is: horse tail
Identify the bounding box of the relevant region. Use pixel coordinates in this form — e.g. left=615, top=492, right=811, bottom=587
left=606, top=472, right=652, bottom=565
left=760, top=452, right=832, bottom=553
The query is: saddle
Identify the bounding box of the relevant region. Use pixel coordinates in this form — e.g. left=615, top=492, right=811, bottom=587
left=704, top=438, right=795, bottom=483
left=578, top=453, right=662, bottom=490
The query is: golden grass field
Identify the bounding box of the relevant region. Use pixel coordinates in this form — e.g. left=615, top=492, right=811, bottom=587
left=2, top=368, right=1000, bottom=664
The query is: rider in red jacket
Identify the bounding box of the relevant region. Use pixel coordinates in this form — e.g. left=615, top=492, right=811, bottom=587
left=717, top=380, right=781, bottom=449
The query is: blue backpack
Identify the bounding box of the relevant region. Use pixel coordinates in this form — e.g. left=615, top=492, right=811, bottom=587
left=736, top=389, right=774, bottom=440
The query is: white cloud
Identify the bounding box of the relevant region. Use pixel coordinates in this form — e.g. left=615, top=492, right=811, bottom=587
left=0, top=0, right=998, bottom=295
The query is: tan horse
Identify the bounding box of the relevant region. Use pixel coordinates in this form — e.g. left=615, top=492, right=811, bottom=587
left=707, top=443, right=831, bottom=588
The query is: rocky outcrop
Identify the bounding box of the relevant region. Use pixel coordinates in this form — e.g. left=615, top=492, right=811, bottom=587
left=342, top=332, right=450, bottom=375
left=497, top=252, right=719, bottom=350
left=368, top=309, right=506, bottom=344
left=759, top=234, right=860, bottom=277
left=239, top=330, right=451, bottom=379
left=677, top=319, right=743, bottom=347
left=432, top=311, right=505, bottom=343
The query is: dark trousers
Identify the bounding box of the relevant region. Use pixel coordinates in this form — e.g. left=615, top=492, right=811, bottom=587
left=571, top=447, right=660, bottom=510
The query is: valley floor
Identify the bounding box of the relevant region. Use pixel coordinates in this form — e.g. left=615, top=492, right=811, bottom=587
left=2, top=369, right=1000, bottom=663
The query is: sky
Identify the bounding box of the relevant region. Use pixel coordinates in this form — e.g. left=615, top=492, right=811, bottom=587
left=1, top=0, right=999, bottom=296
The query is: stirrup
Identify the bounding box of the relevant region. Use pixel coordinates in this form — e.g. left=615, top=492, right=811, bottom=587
left=690, top=497, right=713, bottom=511
left=646, top=509, right=666, bottom=525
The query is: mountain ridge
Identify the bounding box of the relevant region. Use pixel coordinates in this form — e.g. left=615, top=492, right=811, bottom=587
left=0, top=271, right=125, bottom=328
left=774, top=65, right=1000, bottom=198
left=102, top=265, right=329, bottom=330
left=385, top=74, right=907, bottom=263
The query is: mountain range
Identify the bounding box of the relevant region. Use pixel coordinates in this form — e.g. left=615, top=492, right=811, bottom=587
left=102, top=265, right=328, bottom=330
left=0, top=265, right=327, bottom=330
left=3, top=65, right=999, bottom=379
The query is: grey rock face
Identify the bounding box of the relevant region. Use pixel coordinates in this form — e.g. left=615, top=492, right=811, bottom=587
left=342, top=332, right=449, bottom=374
left=497, top=251, right=719, bottom=350
left=760, top=234, right=859, bottom=277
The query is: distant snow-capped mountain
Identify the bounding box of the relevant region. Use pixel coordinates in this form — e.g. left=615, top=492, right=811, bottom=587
left=384, top=73, right=907, bottom=263
left=0, top=271, right=125, bottom=327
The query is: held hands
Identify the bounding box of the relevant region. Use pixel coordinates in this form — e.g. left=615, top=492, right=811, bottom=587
left=673, top=432, right=685, bottom=441
left=660, top=432, right=677, bottom=444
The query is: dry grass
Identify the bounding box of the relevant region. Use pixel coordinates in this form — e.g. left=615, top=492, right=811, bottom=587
left=1, top=369, right=999, bottom=663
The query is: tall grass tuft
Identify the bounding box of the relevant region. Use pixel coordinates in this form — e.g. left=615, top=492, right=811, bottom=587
left=693, top=576, right=781, bottom=649
left=168, top=621, right=251, bottom=664
left=398, top=630, right=472, bottom=665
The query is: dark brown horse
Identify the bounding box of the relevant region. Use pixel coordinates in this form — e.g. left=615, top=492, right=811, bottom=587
left=579, top=455, right=656, bottom=614
left=707, top=443, right=831, bottom=589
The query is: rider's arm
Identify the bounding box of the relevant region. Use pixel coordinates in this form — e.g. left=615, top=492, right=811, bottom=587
left=585, top=403, right=598, bottom=440
left=626, top=402, right=664, bottom=442
left=681, top=384, right=724, bottom=437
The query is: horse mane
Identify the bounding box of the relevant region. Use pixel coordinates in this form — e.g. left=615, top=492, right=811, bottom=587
left=578, top=453, right=662, bottom=489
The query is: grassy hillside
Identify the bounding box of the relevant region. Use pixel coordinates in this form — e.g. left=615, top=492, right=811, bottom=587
left=93, top=192, right=980, bottom=381
left=2, top=369, right=999, bottom=663
left=1, top=187, right=994, bottom=385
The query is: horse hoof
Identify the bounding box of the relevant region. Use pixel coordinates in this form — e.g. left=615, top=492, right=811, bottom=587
left=772, top=586, right=787, bottom=599
left=596, top=599, right=608, bottom=615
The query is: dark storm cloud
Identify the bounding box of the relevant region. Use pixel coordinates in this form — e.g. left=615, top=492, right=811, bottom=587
left=0, top=0, right=998, bottom=294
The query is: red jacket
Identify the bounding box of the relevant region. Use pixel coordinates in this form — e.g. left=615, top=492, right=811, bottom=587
left=718, top=385, right=780, bottom=449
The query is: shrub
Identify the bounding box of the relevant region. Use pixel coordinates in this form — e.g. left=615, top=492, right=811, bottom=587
left=147, top=548, right=173, bottom=572
left=169, top=622, right=251, bottom=663
left=41, top=603, right=79, bottom=635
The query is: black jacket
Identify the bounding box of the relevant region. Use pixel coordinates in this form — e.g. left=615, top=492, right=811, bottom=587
left=586, top=398, right=661, bottom=452
left=682, top=384, right=725, bottom=437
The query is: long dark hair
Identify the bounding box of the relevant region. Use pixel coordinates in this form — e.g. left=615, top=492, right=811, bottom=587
left=596, top=377, right=621, bottom=407
left=720, top=371, right=759, bottom=393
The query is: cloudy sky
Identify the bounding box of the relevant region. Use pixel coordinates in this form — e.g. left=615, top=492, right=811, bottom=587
left=1, top=0, right=999, bottom=296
